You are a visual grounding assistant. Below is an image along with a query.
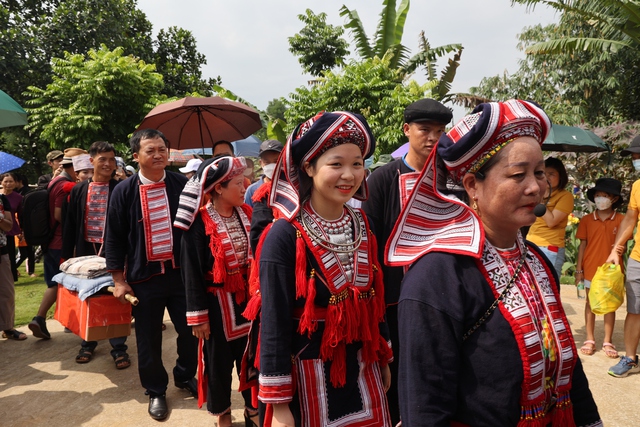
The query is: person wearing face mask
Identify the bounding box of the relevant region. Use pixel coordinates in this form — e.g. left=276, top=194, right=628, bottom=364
left=244, top=140, right=283, bottom=208
left=575, top=178, right=624, bottom=359
left=246, top=140, right=284, bottom=253
left=527, top=157, right=575, bottom=276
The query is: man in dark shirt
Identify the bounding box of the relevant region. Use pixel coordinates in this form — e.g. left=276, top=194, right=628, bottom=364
left=362, top=98, right=452, bottom=425
left=105, top=129, right=197, bottom=421
left=62, top=141, right=129, bottom=369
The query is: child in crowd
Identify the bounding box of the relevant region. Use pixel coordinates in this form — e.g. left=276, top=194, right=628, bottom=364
left=576, top=178, right=625, bottom=358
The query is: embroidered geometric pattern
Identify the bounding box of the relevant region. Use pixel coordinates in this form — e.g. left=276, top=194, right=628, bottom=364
left=85, top=182, right=109, bottom=243
left=295, top=354, right=391, bottom=426
left=479, top=240, right=576, bottom=418
left=139, top=182, right=174, bottom=262
left=258, top=374, right=293, bottom=404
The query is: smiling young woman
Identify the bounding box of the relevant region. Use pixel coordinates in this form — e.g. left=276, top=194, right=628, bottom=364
left=250, top=111, right=393, bottom=427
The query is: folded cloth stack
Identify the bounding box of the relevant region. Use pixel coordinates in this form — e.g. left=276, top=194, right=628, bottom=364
left=54, top=255, right=113, bottom=300
left=60, top=255, right=108, bottom=279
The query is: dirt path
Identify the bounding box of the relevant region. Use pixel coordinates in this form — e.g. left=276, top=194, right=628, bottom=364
left=1, top=285, right=638, bottom=426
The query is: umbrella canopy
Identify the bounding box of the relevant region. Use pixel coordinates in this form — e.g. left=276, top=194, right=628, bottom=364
left=0, top=89, right=28, bottom=129
left=0, top=152, right=26, bottom=174
left=391, top=142, right=409, bottom=158
left=137, top=96, right=262, bottom=150
left=231, top=135, right=261, bottom=157
left=168, top=149, right=199, bottom=165
left=542, top=124, right=609, bottom=153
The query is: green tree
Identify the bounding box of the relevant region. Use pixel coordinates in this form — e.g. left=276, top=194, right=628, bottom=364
left=469, top=11, right=640, bottom=125
left=24, top=45, right=163, bottom=152
left=512, top=0, right=640, bottom=54
left=154, top=26, right=221, bottom=97
left=339, top=0, right=462, bottom=97
left=0, top=0, right=154, bottom=104
left=339, top=0, right=411, bottom=69
left=285, top=55, right=437, bottom=154
left=266, top=98, right=287, bottom=121
left=288, top=9, right=350, bottom=76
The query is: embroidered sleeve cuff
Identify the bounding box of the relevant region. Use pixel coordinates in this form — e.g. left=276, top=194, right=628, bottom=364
left=258, top=374, right=293, bottom=403
left=186, top=310, right=209, bottom=326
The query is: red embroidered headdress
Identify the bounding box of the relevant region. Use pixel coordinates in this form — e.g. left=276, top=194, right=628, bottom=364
left=386, top=99, right=551, bottom=264
left=269, top=111, right=375, bottom=221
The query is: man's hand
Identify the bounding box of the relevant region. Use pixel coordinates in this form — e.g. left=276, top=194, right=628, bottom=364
left=111, top=272, right=134, bottom=304
left=192, top=323, right=210, bottom=340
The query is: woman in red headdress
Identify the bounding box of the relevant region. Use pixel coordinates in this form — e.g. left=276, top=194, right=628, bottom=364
left=255, top=112, right=392, bottom=427
left=387, top=100, right=602, bottom=427
left=177, top=156, right=257, bottom=427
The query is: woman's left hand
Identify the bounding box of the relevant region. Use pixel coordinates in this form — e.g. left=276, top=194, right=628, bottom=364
left=381, top=364, right=391, bottom=392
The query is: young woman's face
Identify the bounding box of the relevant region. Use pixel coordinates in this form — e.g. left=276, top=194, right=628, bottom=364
left=216, top=175, right=246, bottom=208
left=1, top=176, right=15, bottom=193
left=304, top=143, right=365, bottom=209
left=77, top=169, right=94, bottom=182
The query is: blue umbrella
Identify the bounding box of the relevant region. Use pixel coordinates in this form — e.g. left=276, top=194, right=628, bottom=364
left=231, top=135, right=261, bottom=157
left=0, top=152, right=25, bottom=174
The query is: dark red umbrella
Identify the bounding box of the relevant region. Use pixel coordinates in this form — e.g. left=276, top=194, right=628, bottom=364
left=138, top=96, right=262, bottom=150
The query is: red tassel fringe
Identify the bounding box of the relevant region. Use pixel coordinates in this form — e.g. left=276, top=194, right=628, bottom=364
left=295, top=231, right=307, bottom=298
left=298, top=271, right=317, bottom=336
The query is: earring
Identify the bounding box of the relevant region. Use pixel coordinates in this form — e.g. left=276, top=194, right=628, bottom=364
left=472, top=197, right=478, bottom=211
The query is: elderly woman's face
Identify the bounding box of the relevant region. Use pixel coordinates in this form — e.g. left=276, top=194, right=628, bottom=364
left=471, top=137, right=547, bottom=235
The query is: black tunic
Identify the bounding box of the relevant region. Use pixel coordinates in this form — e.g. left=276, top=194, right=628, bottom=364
left=62, top=179, right=119, bottom=260
left=399, top=249, right=602, bottom=427
left=361, top=158, right=413, bottom=305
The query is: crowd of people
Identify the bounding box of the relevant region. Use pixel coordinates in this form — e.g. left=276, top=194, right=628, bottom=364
left=9, top=97, right=640, bottom=426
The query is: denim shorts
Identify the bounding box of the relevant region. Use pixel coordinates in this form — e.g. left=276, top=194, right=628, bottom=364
left=538, top=246, right=566, bottom=277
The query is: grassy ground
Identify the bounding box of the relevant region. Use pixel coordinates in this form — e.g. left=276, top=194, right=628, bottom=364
left=14, top=261, right=55, bottom=327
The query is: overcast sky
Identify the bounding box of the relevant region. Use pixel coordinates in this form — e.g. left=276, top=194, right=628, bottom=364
left=137, top=0, right=558, bottom=121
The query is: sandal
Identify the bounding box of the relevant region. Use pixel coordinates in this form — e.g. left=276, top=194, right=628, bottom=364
left=244, top=408, right=259, bottom=427
left=602, top=342, right=619, bottom=359
left=217, top=409, right=232, bottom=427
left=114, top=353, right=131, bottom=369
left=2, top=329, right=27, bottom=340
left=580, top=340, right=596, bottom=356
left=75, top=347, right=94, bottom=363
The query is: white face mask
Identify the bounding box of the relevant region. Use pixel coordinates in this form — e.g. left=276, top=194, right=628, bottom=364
left=594, top=196, right=612, bottom=210
left=633, top=159, right=640, bottom=171
left=262, top=163, right=276, bottom=180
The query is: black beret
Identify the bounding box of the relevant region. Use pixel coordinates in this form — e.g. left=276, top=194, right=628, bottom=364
left=404, top=98, right=453, bottom=125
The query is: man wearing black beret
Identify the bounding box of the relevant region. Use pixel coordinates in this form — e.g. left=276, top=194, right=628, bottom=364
left=362, top=98, right=452, bottom=425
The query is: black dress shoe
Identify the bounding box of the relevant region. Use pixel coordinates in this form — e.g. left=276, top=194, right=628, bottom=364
left=174, top=377, right=198, bottom=398
left=148, top=395, right=168, bottom=420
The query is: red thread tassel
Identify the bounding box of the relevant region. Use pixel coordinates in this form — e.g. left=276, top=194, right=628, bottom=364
left=551, top=392, right=575, bottom=427
left=329, top=342, right=347, bottom=388
left=264, top=403, right=273, bottom=427
left=197, top=338, right=207, bottom=408
left=298, top=271, right=317, bottom=336
left=295, top=231, right=307, bottom=298
left=243, top=293, right=262, bottom=321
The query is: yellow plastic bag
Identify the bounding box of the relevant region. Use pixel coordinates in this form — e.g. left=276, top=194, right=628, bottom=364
left=589, top=263, right=625, bottom=315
